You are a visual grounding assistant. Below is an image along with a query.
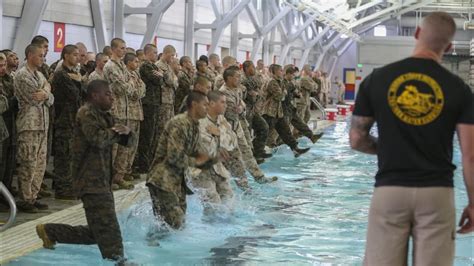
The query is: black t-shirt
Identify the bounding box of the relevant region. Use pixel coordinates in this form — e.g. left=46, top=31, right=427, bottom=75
left=354, top=57, right=474, bottom=187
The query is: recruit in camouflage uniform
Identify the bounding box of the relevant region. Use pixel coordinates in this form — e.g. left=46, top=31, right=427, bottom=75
left=155, top=58, right=178, bottom=138
left=51, top=63, right=83, bottom=197
left=14, top=66, right=54, bottom=206
left=41, top=101, right=136, bottom=262
left=213, top=74, right=225, bottom=91
left=135, top=60, right=163, bottom=173
left=87, top=70, right=104, bottom=83
left=241, top=74, right=269, bottom=159
left=298, top=75, right=317, bottom=123
left=147, top=113, right=203, bottom=229
left=112, top=68, right=145, bottom=180
left=189, top=114, right=234, bottom=216
left=0, top=73, right=17, bottom=192
left=219, top=84, right=267, bottom=181
left=175, top=68, right=193, bottom=113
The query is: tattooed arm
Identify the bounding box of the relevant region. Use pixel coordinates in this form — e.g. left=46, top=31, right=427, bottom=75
left=349, top=115, right=377, bottom=155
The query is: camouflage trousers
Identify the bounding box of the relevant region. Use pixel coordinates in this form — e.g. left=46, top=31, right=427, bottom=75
left=16, top=130, right=48, bottom=204
left=286, top=108, right=313, bottom=140
left=44, top=193, right=124, bottom=261
left=134, top=104, right=159, bottom=173
left=53, top=125, right=74, bottom=196
left=189, top=168, right=233, bottom=216
left=0, top=136, right=16, bottom=192
left=147, top=182, right=186, bottom=230
left=223, top=148, right=249, bottom=185
left=262, top=115, right=298, bottom=150
left=235, top=120, right=265, bottom=179
left=156, top=103, right=175, bottom=141
left=296, top=103, right=311, bottom=124
left=113, top=120, right=140, bottom=177
left=247, top=113, right=269, bottom=157
left=319, top=92, right=328, bottom=107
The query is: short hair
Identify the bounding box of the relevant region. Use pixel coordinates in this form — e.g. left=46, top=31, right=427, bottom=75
left=111, top=38, right=125, bottom=49
left=143, top=44, right=156, bottom=54
left=179, top=56, right=191, bottom=66
left=123, top=52, right=137, bottom=65
left=208, top=91, right=224, bottom=102
left=0, top=49, right=13, bottom=57
left=257, top=59, right=263, bottom=64
left=196, top=60, right=207, bottom=69
left=0, top=53, right=6, bottom=61
left=284, top=64, right=297, bottom=75
left=136, top=49, right=144, bottom=56
left=87, top=79, right=109, bottom=99
left=31, top=35, right=49, bottom=45
left=302, top=64, right=312, bottom=72
left=269, top=64, right=282, bottom=74
left=75, top=42, right=87, bottom=51
left=186, top=91, right=207, bottom=109
left=163, top=45, right=176, bottom=54
left=199, top=55, right=208, bottom=65
left=242, top=60, right=254, bottom=73
left=194, top=76, right=210, bottom=87
left=222, top=56, right=236, bottom=67
left=25, top=44, right=41, bottom=58
left=223, top=65, right=240, bottom=82
left=420, top=12, right=456, bottom=52
left=103, top=46, right=112, bottom=54
left=209, top=53, right=219, bottom=61
left=95, top=52, right=107, bottom=62
left=61, top=44, right=78, bottom=60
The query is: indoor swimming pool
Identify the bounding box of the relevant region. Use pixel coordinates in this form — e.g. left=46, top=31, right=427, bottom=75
left=8, top=120, right=473, bottom=265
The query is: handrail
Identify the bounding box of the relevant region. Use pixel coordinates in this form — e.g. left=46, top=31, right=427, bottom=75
left=310, top=97, right=327, bottom=119
left=0, top=182, right=16, bottom=232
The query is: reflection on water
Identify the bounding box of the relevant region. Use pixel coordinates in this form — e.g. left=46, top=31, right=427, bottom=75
left=9, top=120, right=473, bottom=266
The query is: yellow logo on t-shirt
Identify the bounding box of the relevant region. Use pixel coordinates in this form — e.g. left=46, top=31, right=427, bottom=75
left=388, top=73, right=444, bottom=126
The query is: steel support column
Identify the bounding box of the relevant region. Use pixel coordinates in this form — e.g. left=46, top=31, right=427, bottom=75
left=91, top=0, right=109, bottom=51
left=184, top=0, right=195, bottom=59
left=12, top=0, right=49, bottom=53
left=230, top=0, right=239, bottom=57
left=141, top=0, right=174, bottom=48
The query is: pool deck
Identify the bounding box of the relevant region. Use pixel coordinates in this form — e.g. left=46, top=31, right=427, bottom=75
left=0, top=111, right=344, bottom=264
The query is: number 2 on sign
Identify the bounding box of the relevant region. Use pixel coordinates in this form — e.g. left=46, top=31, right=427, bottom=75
left=56, top=27, right=64, bottom=49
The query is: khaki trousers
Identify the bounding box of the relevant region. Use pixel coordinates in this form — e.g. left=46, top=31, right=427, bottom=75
left=364, top=186, right=455, bottom=266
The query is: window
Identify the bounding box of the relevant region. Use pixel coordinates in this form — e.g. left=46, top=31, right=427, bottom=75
left=373, top=25, right=387, bottom=37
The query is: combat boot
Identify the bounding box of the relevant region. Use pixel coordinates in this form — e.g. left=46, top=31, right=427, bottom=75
left=36, top=224, right=56, bottom=249
left=255, top=176, right=278, bottom=184
left=311, top=132, right=324, bottom=144
left=292, top=147, right=310, bottom=158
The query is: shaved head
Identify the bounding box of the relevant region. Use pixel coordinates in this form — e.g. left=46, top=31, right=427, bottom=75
left=417, top=12, right=456, bottom=53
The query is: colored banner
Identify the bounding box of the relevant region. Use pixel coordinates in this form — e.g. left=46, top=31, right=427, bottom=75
left=54, top=22, right=66, bottom=52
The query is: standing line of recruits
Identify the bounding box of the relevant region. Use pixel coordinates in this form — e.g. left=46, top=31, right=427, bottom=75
left=0, top=36, right=328, bottom=263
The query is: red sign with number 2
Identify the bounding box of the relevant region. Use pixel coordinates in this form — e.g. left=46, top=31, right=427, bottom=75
left=54, top=22, right=65, bottom=52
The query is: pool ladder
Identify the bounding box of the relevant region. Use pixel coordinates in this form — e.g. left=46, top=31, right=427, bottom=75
left=0, top=182, right=16, bottom=232
left=310, top=97, right=327, bottom=119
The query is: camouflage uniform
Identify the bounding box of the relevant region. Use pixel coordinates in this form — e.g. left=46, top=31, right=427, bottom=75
left=104, top=59, right=141, bottom=179
left=112, top=70, right=145, bottom=178
left=87, top=70, right=105, bottom=83
left=261, top=77, right=298, bottom=149
left=0, top=74, right=17, bottom=192
left=219, top=84, right=265, bottom=180
left=213, top=74, right=224, bottom=91
left=155, top=59, right=177, bottom=141
left=319, top=76, right=330, bottom=107
left=282, top=79, right=314, bottom=139
left=175, top=69, right=193, bottom=113
left=14, top=66, right=54, bottom=204
left=188, top=114, right=234, bottom=215
left=298, top=76, right=317, bottom=123
left=43, top=102, right=136, bottom=262
left=195, top=71, right=214, bottom=87
left=241, top=75, right=269, bottom=157
left=207, top=66, right=219, bottom=88
left=146, top=113, right=201, bottom=229
left=51, top=64, right=83, bottom=196
left=135, top=60, right=163, bottom=173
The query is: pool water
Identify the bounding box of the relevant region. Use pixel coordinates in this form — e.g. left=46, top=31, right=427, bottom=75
left=9, top=121, right=473, bottom=265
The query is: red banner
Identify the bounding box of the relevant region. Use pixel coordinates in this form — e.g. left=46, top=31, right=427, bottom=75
left=54, top=22, right=66, bottom=52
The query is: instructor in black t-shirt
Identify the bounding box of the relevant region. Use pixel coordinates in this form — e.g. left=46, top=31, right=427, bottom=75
left=350, top=12, right=474, bottom=266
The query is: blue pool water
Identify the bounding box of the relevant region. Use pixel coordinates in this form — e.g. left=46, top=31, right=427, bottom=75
left=9, top=120, right=473, bottom=265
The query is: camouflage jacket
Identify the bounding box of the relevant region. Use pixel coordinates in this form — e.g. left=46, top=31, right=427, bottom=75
left=156, top=59, right=177, bottom=105
left=0, top=95, right=10, bottom=142
left=219, top=84, right=244, bottom=128
left=281, top=79, right=299, bottom=115
left=299, top=76, right=317, bottom=106
left=176, top=69, right=194, bottom=113
left=139, top=60, right=163, bottom=106
left=126, top=69, right=146, bottom=121
left=72, top=103, right=136, bottom=196
left=241, top=74, right=264, bottom=117
left=14, top=66, right=54, bottom=133
left=0, top=74, right=17, bottom=138
left=261, top=77, right=286, bottom=118
left=52, top=65, right=83, bottom=129
left=214, top=74, right=224, bottom=91
left=207, top=66, right=219, bottom=81
left=147, top=113, right=200, bottom=193
left=195, top=71, right=214, bottom=86
left=104, top=59, right=132, bottom=120
left=87, top=70, right=105, bottom=83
